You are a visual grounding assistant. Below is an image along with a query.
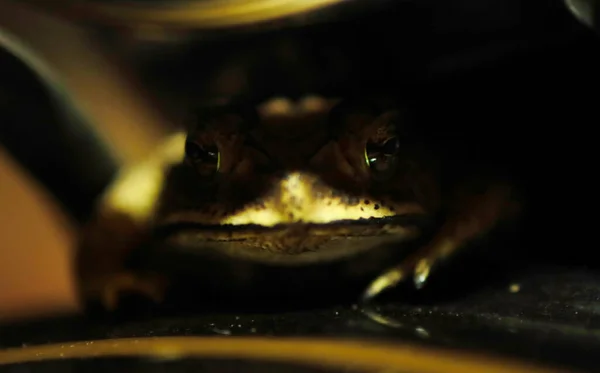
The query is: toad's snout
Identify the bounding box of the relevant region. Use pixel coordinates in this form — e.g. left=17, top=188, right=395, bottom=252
left=218, top=171, right=421, bottom=227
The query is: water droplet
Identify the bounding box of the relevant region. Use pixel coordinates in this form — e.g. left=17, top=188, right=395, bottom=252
left=415, top=327, right=430, bottom=338
left=212, top=328, right=231, bottom=336
left=509, top=283, right=520, bottom=293
left=414, top=260, right=431, bottom=289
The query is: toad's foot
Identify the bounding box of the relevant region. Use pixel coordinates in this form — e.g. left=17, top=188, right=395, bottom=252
left=82, top=272, right=169, bottom=312
left=361, top=183, right=520, bottom=303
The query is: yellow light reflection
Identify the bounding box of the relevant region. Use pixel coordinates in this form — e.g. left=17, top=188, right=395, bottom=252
left=0, top=337, right=566, bottom=373
left=105, top=133, right=186, bottom=223
left=29, top=0, right=347, bottom=29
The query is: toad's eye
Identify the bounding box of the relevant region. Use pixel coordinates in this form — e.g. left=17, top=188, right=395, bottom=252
left=365, top=137, right=400, bottom=181
left=185, top=140, right=220, bottom=176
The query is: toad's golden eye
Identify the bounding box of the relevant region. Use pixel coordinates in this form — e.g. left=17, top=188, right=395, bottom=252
left=365, top=137, right=400, bottom=181
left=185, top=140, right=220, bottom=177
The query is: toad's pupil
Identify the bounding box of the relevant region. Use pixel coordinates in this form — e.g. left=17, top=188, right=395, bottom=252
left=186, top=141, right=218, bottom=162
left=204, top=146, right=218, bottom=159
left=185, top=141, right=201, bottom=160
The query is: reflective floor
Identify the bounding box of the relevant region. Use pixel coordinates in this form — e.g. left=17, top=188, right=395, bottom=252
left=1, top=265, right=600, bottom=372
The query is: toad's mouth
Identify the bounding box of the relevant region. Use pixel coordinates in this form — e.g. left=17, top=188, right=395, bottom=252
left=154, top=214, right=434, bottom=258
left=156, top=214, right=430, bottom=234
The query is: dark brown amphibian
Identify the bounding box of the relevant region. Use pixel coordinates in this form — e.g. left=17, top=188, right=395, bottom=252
left=77, top=96, right=520, bottom=310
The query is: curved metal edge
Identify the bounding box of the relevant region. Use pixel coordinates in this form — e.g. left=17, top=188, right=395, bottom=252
left=564, top=0, right=596, bottom=30
left=0, top=336, right=567, bottom=373
left=21, top=0, right=351, bottom=29
left=0, top=2, right=174, bottom=222
left=0, top=1, right=173, bottom=162
left=0, top=22, right=118, bottom=224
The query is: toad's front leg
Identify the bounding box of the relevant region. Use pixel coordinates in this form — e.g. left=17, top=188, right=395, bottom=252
left=81, top=270, right=169, bottom=312
left=361, top=182, right=521, bottom=302
left=77, top=210, right=170, bottom=312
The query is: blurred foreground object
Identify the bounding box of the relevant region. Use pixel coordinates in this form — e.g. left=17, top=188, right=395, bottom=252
left=0, top=0, right=174, bottom=320
left=0, top=147, right=77, bottom=321
left=0, top=1, right=171, bottom=166
left=0, top=337, right=568, bottom=373
left=565, top=0, right=599, bottom=32
left=20, top=0, right=351, bottom=29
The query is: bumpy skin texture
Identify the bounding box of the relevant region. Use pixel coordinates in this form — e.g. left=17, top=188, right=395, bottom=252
left=76, top=97, right=520, bottom=310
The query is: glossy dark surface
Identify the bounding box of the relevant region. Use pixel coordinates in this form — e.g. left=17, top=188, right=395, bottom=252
left=1, top=358, right=349, bottom=373
left=1, top=265, right=600, bottom=372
